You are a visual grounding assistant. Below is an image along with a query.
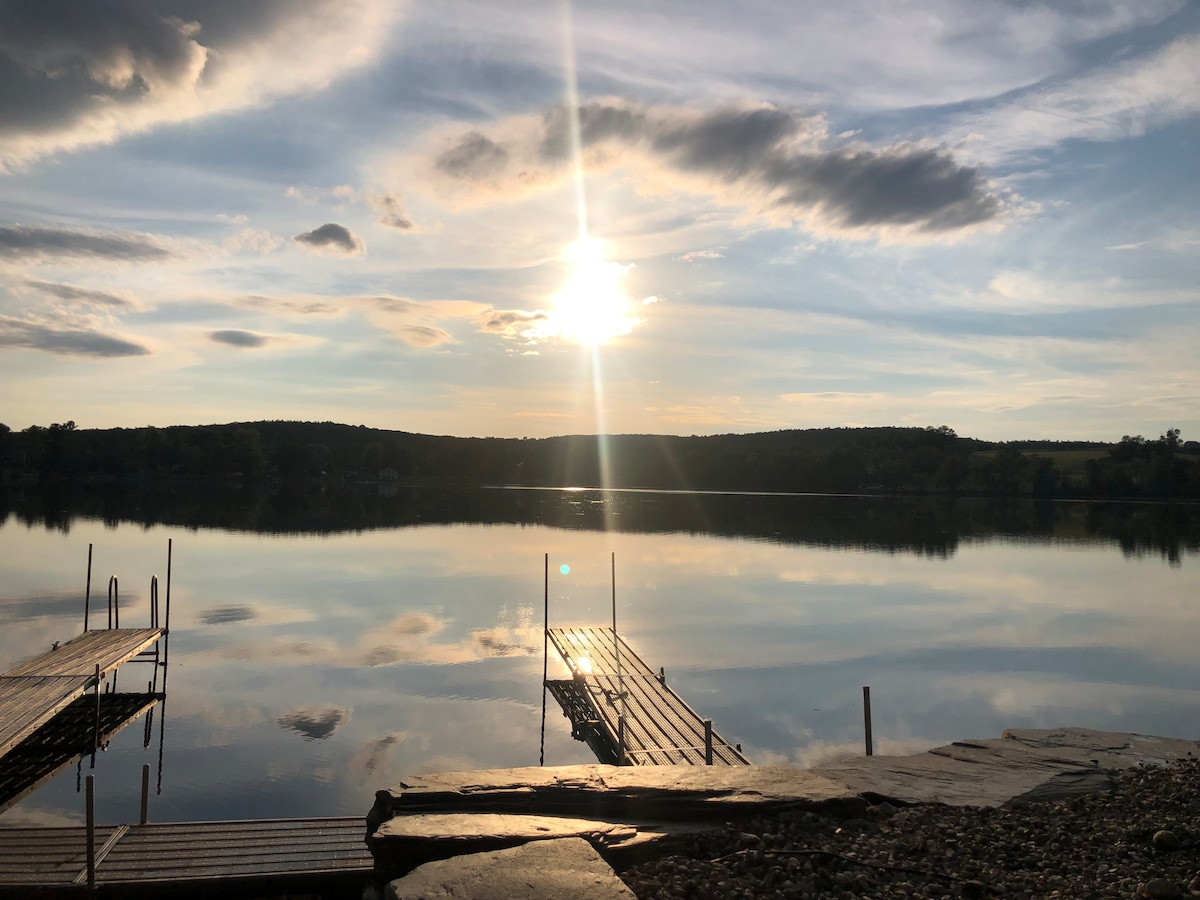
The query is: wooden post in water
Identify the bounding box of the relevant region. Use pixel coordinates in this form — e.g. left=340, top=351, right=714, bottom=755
left=139, top=764, right=150, bottom=824
left=85, top=774, right=96, bottom=891
left=539, top=552, right=548, bottom=767
left=84, top=543, right=93, bottom=632
left=704, top=718, right=713, bottom=765
left=612, top=551, right=625, bottom=765
left=863, top=685, right=873, bottom=756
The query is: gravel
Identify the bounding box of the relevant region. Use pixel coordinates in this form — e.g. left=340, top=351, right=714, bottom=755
left=619, top=757, right=1200, bottom=899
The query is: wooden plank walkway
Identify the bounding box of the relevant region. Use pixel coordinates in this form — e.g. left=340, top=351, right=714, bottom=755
left=546, top=626, right=749, bottom=766
left=0, top=629, right=162, bottom=759
left=0, top=817, right=371, bottom=890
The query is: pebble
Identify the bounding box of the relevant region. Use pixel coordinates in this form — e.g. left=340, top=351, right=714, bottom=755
left=1153, top=830, right=1182, bottom=852
left=619, top=758, right=1200, bottom=900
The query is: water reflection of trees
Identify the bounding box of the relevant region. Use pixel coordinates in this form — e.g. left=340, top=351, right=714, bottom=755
left=3, top=484, right=1197, bottom=562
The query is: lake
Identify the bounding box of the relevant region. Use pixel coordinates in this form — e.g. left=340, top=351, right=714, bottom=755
left=1, top=485, right=1198, bottom=827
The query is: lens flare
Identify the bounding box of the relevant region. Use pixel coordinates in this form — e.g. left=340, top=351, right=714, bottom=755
left=537, top=237, right=643, bottom=346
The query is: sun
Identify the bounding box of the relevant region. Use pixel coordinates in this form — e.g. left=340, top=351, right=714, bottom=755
left=541, top=237, right=643, bottom=346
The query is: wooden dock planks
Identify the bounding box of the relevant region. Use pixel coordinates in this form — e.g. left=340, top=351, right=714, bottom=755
left=0, top=629, right=162, bottom=759
left=547, top=626, right=749, bottom=766
left=0, top=818, right=372, bottom=889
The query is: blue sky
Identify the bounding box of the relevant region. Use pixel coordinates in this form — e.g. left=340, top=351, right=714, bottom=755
left=1, top=0, right=1198, bottom=440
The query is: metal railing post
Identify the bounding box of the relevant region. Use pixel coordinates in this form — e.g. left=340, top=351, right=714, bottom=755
left=863, top=685, right=873, bottom=756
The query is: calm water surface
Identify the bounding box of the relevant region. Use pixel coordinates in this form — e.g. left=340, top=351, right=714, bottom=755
left=1, top=488, right=1198, bottom=826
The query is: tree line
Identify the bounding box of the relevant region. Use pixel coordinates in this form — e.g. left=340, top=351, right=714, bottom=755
left=0, top=420, right=1197, bottom=500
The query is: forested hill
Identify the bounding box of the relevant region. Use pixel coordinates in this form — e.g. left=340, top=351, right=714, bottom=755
left=1, top=420, right=1197, bottom=500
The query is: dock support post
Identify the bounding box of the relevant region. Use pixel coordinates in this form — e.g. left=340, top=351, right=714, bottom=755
left=165, top=538, right=172, bottom=637
left=612, top=551, right=626, bottom=765
left=85, top=774, right=96, bottom=891
left=540, top=552, right=548, bottom=767
left=139, top=764, right=150, bottom=825
left=91, top=664, right=100, bottom=768
left=84, top=543, right=93, bottom=632
left=704, top=718, right=713, bottom=765
left=863, top=685, right=873, bottom=756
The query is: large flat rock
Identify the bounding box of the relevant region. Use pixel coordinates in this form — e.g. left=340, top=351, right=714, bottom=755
left=814, top=727, right=1199, bottom=807
left=385, top=837, right=636, bottom=900
left=368, top=727, right=1200, bottom=878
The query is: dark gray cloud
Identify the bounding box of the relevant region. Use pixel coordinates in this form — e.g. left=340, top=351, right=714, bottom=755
left=0, top=0, right=392, bottom=169
left=369, top=193, right=417, bottom=231
left=210, top=329, right=267, bottom=348
left=430, top=100, right=1005, bottom=237
left=277, top=706, right=350, bottom=740
left=0, top=316, right=149, bottom=356
left=293, top=222, right=365, bottom=256
left=24, top=279, right=137, bottom=308
left=435, top=131, right=509, bottom=179
left=199, top=604, right=256, bottom=624
left=0, top=224, right=170, bottom=261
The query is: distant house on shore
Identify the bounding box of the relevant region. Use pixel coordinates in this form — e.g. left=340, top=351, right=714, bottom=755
left=379, top=467, right=399, bottom=481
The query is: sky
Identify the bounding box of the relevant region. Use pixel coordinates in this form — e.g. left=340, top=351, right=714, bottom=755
left=1, top=0, right=1198, bottom=441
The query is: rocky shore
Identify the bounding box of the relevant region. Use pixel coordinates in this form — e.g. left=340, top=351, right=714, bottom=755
left=619, top=757, right=1200, bottom=899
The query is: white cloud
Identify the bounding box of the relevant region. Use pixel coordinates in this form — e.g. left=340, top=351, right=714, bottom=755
left=949, top=34, right=1200, bottom=159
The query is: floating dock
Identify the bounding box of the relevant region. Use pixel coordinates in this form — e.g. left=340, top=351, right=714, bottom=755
left=0, top=817, right=372, bottom=894
left=0, top=629, right=164, bottom=762
left=545, top=625, right=749, bottom=766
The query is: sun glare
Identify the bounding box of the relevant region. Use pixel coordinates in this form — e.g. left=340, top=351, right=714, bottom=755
left=541, top=237, right=643, bottom=346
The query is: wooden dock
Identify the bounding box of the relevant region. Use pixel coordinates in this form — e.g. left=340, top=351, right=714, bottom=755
left=546, top=626, right=749, bottom=766
left=0, top=628, right=163, bottom=760
left=0, top=817, right=372, bottom=894
left=0, top=692, right=161, bottom=815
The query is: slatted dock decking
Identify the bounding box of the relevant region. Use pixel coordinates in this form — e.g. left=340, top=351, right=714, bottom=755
left=0, top=629, right=163, bottom=760
left=0, top=817, right=372, bottom=891
left=546, top=626, right=749, bottom=766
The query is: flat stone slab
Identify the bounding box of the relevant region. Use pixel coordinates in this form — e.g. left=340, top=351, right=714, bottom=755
left=369, top=727, right=1200, bottom=878
left=375, top=813, right=636, bottom=845
left=813, top=727, right=1200, bottom=807
left=385, top=837, right=636, bottom=900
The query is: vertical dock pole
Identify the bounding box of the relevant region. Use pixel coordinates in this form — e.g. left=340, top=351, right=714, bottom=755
left=165, top=538, right=172, bottom=634
left=91, top=664, right=100, bottom=768
left=863, top=685, right=873, bottom=756
left=704, top=719, right=713, bottom=765
left=539, top=552, right=548, bottom=767
left=85, top=774, right=96, bottom=891
left=84, top=543, right=93, bottom=632
left=612, top=551, right=625, bottom=765
left=139, top=764, right=150, bottom=825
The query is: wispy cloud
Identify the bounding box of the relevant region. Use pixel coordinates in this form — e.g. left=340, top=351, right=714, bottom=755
left=675, top=249, right=725, bottom=262
left=950, top=34, right=1200, bottom=159
left=0, top=316, right=149, bottom=357
left=21, top=279, right=140, bottom=310
left=0, top=225, right=170, bottom=261
left=369, top=193, right=419, bottom=231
